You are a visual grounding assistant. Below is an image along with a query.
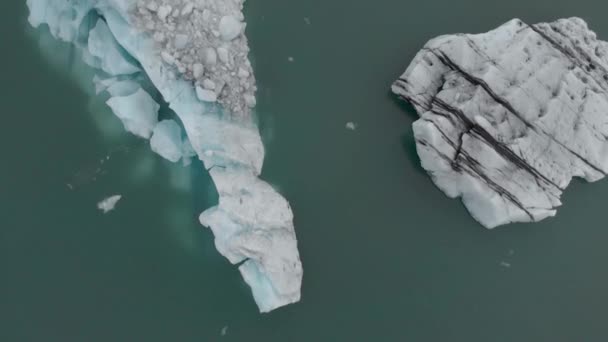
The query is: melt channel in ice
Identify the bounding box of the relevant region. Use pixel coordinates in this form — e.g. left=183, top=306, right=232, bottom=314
left=27, top=0, right=302, bottom=313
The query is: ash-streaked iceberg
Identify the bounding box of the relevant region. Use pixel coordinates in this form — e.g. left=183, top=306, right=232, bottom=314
left=392, top=18, right=608, bottom=228
left=27, top=0, right=302, bottom=312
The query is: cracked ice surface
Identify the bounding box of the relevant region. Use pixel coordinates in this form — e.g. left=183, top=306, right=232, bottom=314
left=393, top=18, right=608, bottom=228
left=27, top=0, right=302, bottom=312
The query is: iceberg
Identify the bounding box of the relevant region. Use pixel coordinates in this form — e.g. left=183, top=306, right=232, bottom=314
left=392, top=18, right=608, bottom=228
left=27, top=0, right=302, bottom=312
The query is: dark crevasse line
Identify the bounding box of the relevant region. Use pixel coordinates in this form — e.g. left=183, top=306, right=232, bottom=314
left=393, top=79, right=431, bottom=112
left=416, top=134, right=536, bottom=220
left=431, top=97, right=564, bottom=192
left=529, top=22, right=608, bottom=93
left=430, top=48, right=607, bottom=177
left=394, top=35, right=568, bottom=217
left=419, top=112, right=539, bottom=219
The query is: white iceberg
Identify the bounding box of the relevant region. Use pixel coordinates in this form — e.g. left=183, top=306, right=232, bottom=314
left=392, top=18, right=608, bottom=228
left=27, top=0, right=302, bottom=312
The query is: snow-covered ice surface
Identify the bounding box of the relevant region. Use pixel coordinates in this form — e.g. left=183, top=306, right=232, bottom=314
left=27, top=0, right=302, bottom=312
left=393, top=18, right=608, bottom=228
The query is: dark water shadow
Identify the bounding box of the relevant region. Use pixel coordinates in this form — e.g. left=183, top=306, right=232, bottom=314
left=387, top=90, right=427, bottom=175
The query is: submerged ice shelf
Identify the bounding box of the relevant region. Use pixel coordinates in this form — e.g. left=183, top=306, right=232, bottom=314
left=393, top=18, right=608, bottom=228
left=27, top=0, right=302, bottom=312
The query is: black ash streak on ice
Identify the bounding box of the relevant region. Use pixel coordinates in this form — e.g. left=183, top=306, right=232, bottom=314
left=392, top=18, right=608, bottom=227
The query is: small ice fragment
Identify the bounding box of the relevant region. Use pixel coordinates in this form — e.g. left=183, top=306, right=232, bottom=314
left=221, top=326, right=228, bottom=336
left=146, top=2, right=158, bottom=12
left=161, top=51, right=176, bottom=65
left=97, top=195, right=122, bottom=213
left=196, top=86, right=217, bottom=102
left=500, top=261, right=512, bottom=268
left=150, top=120, right=183, bottom=163
left=217, top=47, right=229, bottom=64
left=157, top=5, right=172, bottom=21
left=181, top=3, right=194, bottom=16
left=238, top=68, right=250, bottom=79
left=288, top=56, right=294, bottom=62
left=174, top=34, right=190, bottom=50
left=304, top=17, right=311, bottom=25
left=192, top=63, right=204, bottom=78
left=105, top=79, right=140, bottom=97
left=203, top=78, right=216, bottom=90
left=244, top=94, right=256, bottom=108
left=203, top=48, right=217, bottom=65
left=346, top=122, right=357, bottom=130
left=219, top=16, right=242, bottom=41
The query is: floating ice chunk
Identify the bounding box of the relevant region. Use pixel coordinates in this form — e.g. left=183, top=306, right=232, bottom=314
left=216, top=47, right=229, bottom=65
left=345, top=122, right=357, bottom=130
left=203, top=48, right=217, bottom=66
left=180, top=138, right=197, bottom=166
left=106, top=88, right=159, bottom=139
left=150, top=120, right=183, bottom=163
left=93, top=75, right=113, bottom=94
left=195, top=86, right=217, bottom=102
left=220, top=326, right=228, bottom=336
left=161, top=51, right=175, bottom=65
left=202, top=78, right=215, bottom=90
left=181, top=3, right=194, bottom=17
left=244, top=94, right=256, bottom=108
left=95, top=76, right=141, bottom=97
left=105, top=79, right=140, bottom=97
left=174, top=34, right=190, bottom=50
left=192, top=63, right=204, bottom=78
left=219, top=16, right=242, bottom=41
left=181, top=138, right=197, bottom=157
left=157, top=5, right=172, bottom=21
left=88, top=20, right=140, bottom=76
left=97, top=195, right=122, bottom=213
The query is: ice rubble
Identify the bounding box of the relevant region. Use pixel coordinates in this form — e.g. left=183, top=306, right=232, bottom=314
left=393, top=18, right=608, bottom=228
left=27, top=0, right=302, bottom=312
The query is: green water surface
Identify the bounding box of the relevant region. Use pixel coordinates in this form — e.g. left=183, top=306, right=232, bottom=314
left=2, top=0, right=608, bottom=341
